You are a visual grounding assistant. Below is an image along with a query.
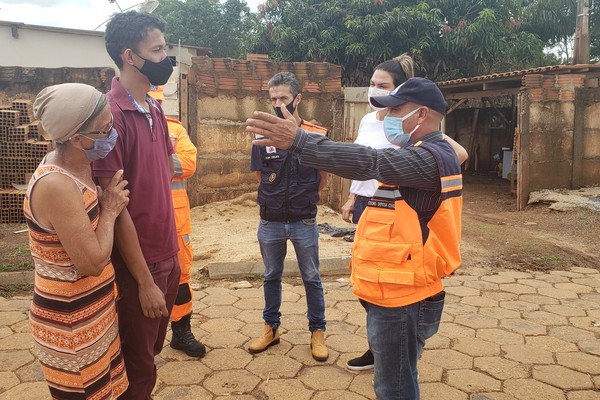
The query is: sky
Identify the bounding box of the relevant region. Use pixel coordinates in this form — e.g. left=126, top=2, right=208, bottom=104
left=0, top=0, right=263, bottom=31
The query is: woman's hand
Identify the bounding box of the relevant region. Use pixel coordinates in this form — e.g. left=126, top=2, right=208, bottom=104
left=341, top=194, right=356, bottom=223
left=98, top=169, right=129, bottom=218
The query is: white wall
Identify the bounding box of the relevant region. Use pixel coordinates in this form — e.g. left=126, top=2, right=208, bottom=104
left=1, top=23, right=113, bottom=68
left=1, top=21, right=200, bottom=118
left=0, top=22, right=197, bottom=70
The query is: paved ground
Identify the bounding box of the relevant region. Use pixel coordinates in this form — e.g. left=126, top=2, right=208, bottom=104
left=1, top=265, right=599, bottom=400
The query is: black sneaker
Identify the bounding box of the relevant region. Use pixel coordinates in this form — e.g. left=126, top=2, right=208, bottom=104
left=346, top=349, right=374, bottom=371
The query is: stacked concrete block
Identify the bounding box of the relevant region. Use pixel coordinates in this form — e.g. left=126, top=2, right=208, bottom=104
left=0, top=99, right=52, bottom=223
left=190, top=56, right=343, bottom=96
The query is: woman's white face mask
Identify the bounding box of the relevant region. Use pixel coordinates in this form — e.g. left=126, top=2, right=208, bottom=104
left=368, top=86, right=391, bottom=111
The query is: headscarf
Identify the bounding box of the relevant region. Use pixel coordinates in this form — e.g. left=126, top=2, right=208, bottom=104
left=33, top=83, right=104, bottom=143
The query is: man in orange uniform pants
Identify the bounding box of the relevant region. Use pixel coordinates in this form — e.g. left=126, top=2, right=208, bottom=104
left=149, top=86, right=205, bottom=357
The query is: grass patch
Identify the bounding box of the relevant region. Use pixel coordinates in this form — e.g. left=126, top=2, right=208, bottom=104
left=0, top=242, right=33, bottom=272
left=476, top=224, right=498, bottom=233
left=542, top=254, right=565, bottom=264
left=0, top=261, right=33, bottom=272
left=6, top=243, right=30, bottom=258
left=0, top=283, right=33, bottom=299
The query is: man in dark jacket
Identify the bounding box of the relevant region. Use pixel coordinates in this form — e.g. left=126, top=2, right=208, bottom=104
left=248, top=72, right=329, bottom=361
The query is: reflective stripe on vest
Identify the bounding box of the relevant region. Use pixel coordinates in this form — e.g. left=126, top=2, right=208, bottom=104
left=173, top=154, right=183, bottom=177
left=171, top=180, right=186, bottom=191
left=441, top=174, right=462, bottom=193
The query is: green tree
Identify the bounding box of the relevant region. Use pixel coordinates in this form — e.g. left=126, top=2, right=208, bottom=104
left=249, top=0, right=557, bottom=84
left=154, top=0, right=252, bottom=58
left=415, top=0, right=555, bottom=80
left=520, top=0, right=577, bottom=62
left=590, top=2, right=600, bottom=61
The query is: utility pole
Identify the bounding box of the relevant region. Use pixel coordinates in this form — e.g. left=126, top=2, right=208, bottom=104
left=574, top=0, right=591, bottom=64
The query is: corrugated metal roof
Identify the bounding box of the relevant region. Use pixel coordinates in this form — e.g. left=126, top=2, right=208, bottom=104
left=438, top=64, right=600, bottom=87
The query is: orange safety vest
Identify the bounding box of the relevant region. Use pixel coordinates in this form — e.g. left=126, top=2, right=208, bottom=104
left=167, top=118, right=197, bottom=235
left=350, top=138, right=463, bottom=308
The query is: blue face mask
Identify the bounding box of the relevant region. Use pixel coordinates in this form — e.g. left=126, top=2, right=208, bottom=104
left=383, top=108, right=421, bottom=147
left=82, top=128, right=118, bottom=162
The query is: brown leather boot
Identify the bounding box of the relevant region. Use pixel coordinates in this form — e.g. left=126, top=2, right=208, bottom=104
left=311, top=329, right=329, bottom=361
left=248, top=323, right=280, bottom=353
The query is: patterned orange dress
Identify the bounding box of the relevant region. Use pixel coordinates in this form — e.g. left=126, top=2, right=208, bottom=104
left=23, top=162, right=128, bottom=400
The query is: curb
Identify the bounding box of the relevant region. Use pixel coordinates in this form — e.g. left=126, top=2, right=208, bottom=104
left=1, top=271, right=34, bottom=285
left=207, top=256, right=351, bottom=279
left=0, top=257, right=352, bottom=285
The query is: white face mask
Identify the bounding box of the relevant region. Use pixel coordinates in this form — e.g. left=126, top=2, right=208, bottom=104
left=368, top=87, right=391, bottom=111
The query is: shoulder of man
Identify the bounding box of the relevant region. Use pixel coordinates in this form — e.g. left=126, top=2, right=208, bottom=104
left=165, top=117, right=183, bottom=126
left=300, top=120, right=328, bottom=136
left=166, top=118, right=185, bottom=135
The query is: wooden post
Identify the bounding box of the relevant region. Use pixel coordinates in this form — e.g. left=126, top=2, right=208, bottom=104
left=180, top=73, right=189, bottom=132
left=509, top=94, right=518, bottom=194
left=517, top=92, right=530, bottom=211
left=572, top=90, right=585, bottom=189
left=510, top=128, right=519, bottom=194
left=463, top=108, right=480, bottom=172
left=574, top=0, right=591, bottom=64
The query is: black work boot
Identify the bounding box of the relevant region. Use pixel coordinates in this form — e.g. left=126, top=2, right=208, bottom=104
left=170, top=314, right=206, bottom=358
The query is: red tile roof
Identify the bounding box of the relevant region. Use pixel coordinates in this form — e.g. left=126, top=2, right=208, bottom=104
left=437, top=64, right=600, bottom=87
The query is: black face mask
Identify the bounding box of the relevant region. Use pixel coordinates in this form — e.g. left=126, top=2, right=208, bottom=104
left=134, top=54, right=174, bottom=86
left=273, top=95, right=297, bottom=119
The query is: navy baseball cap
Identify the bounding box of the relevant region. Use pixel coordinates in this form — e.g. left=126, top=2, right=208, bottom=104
left=370, top=77, right=448, bottom=115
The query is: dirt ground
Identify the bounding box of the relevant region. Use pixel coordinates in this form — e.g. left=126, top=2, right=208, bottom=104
left=1, top=173, right=599, bottom=284
left=189, top=173, right=600, bottom=274
left=459, top=174, right=599, bottom=272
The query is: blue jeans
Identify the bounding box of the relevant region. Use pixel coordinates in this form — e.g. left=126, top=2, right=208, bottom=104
left=363, top=292, right=445, bottom=400
left=257, top=218, right=326, bottom=332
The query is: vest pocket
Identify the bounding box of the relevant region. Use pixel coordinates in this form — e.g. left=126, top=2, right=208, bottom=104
left=172, top=196, right=190, bottom=235
left=359, top=208, right=394, bottom=242
left=258, top=196, right=283, bottom=221
left=353, top=241, right=417, bottom=300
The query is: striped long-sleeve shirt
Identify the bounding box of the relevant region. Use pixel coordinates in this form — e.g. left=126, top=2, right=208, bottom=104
left=288, top=129, right=446, bottom=213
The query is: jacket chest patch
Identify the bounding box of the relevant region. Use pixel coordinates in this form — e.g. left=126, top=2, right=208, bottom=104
left=269, top=172, right=277, bottom=183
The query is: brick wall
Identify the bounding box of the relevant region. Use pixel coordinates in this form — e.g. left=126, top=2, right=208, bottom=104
left=187, top=56, right=345, bottom=207
left=0, top=67, right=115, bottom=223
left=519, top=71, right=599, bottom=206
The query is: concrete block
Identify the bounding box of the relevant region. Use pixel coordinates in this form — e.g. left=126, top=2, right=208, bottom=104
left=1, top=271, right=33, bottom=285
left=207, top=256, right=351, bottom=279
left=583, top=130, right=600, bottom=157
left=198, top=95, right=269, bottom=121
left=196, top=122, right=251, bottom=154
left=581, top=159, right=600, bottom=186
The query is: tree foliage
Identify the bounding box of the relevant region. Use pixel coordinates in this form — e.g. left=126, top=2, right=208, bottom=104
left=149, top=0, right=580, bottom=84
left=153, top=0, right=252, bottom=58
left=590, top=2, right=600, bottom=61
left=247, top=0, right=561, bottom=85
left=520, top=0, right=577, bottom=62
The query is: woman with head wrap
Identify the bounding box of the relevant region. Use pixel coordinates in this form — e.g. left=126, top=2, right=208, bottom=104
left=24, top=83, right=130, bottom=399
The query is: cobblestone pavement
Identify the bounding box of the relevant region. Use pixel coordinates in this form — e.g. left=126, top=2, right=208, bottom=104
left=1, top=266, right=599, bottom=400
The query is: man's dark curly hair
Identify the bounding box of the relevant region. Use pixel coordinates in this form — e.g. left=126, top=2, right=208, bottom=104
left=105, top=11, right=166, bottom=69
